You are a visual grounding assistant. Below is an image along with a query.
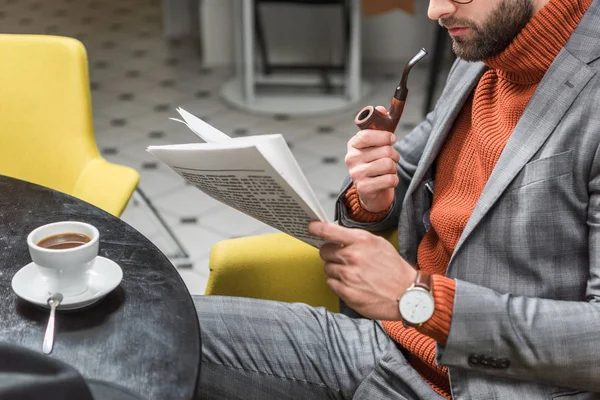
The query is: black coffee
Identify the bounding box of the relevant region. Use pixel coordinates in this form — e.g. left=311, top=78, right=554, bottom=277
left=37, top=233, right=91, bottom=250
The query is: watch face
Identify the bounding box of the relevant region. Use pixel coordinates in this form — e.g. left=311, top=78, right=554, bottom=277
left=399, top=289, right=435, bottom=324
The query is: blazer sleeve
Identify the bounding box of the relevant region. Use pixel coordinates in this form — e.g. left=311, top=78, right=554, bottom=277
left=437, top=143, right=600, bottom=392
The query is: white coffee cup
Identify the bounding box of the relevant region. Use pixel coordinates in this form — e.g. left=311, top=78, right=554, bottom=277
left=27, top=221, right=100, bottom=297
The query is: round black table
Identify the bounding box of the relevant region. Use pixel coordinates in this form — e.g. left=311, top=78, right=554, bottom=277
left=0, top=175, right=201, bottom=400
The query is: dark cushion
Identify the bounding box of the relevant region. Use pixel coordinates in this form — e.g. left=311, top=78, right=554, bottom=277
left=0, top=343, right=145, bottom=400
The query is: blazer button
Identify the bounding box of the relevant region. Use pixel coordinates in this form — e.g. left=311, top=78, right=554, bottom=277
left=468, top=354, right=480, bottom=367
left=498, top=359, right=511, bottom=369
left=479, top=357, right=491, bottom=367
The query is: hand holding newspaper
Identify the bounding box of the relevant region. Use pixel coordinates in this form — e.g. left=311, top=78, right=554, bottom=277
left=147, top=108, right=330, bottom=248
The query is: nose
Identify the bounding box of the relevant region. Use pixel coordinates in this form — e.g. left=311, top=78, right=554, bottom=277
left=428, top=0, right=457, bottom=20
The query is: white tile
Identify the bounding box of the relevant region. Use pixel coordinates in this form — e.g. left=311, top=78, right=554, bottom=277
left=107, top=142, right=192, bottom=199
left=287, top=110, right=358, bottom=133
left=100, top=77, right=160, bottom=96
left=94, top=100, right=154, bottom=120
left=329, top=120, right=360, bottom=141
left=290, top=148, right=322, bottom=174
left=139, top=172, right=187, bottom=199
left=143, top=231, right=186, bottom=260
left=91, top=90, right=120, bottom=109
left=145, top=75, right=215, bottom=95
left=171, top=224, right=228, bottom=260
left=199, top=206, right=270, bottom=238
left=92, top=116, right=112, bottom=136
left=144, top=64, right=208, bottom=83
left=136, top=86, right=192, bottom=105
left=111, top=140, right=166, bottom=164
left=193, top=256, right=211, bottom=278
left=152, top=184, right=223, bottom=218
left=293, top=133, right=349, bottom=159
left=120, top=194, right=189, bottom=260
left=252, top=119, right=314, bottom=139
left=176, top=268, right=208, bottom=295
left=128, top=112, right=203, bottom=142
left=95, top=125, right=148, bottom=148
left=110, top=56, right=159, bottom=75
left=106, top=161, right=183, bottom=199
left=87, top=67, right=124, bottom=84
left=316, top=192, right=341, bottom=221
left=120, top=201, right=160, bottom=239
left=173, top=97, right=231, bottom=121
left=142, top=129, right=201, bottom=148
left=198, top=109, right=266, bottom=135
left=304, top=163, right=349, bottom=193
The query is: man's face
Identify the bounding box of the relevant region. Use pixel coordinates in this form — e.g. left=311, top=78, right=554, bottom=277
left=428, top=0, right=535, bottom=61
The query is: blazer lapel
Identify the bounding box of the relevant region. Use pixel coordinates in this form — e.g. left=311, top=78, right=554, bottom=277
left=399, top=62, right=486, bottom=263
left=406, top=62, right=487, bottom=196
left=448, top=51, right=597, bottom=270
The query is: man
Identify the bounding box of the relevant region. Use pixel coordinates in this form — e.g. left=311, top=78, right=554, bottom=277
left=195, top=0, right=600, bottom=398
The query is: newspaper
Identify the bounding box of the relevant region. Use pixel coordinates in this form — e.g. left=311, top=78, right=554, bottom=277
left=147, top=108, right=329, bottom=248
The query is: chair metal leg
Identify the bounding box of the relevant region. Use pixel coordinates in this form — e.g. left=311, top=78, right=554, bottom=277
left=423, top=24, right=448, bottom=116
left=342, top=0, right=351, bottom=80
left=345, top=0, right=361, bottom=102
left=133, top=188, right=190, bottom=265
left=254, top=1, right=271, bottom=75
left=251, top=0, right=349, bottom=93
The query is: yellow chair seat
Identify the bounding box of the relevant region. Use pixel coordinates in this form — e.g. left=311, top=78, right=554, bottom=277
left=206, top=229, right=399, bottom=312
left=0, top=34, right=139, bottom=217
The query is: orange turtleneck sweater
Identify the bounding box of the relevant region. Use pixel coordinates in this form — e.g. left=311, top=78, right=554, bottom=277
left=343, top=0, right=592, bottom=397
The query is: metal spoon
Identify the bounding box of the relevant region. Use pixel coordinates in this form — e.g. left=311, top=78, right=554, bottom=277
left=42, top=293, right=63, bottom=355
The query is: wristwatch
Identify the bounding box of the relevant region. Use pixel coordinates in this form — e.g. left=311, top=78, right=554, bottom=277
left=398, top=270, right=435, bottom=328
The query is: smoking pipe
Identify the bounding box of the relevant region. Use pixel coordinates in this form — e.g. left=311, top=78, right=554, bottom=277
left=354, top=48, right=428, bottom=132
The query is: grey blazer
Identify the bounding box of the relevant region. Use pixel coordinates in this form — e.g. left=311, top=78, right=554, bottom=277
left=337, top=1, right=600, bottom=399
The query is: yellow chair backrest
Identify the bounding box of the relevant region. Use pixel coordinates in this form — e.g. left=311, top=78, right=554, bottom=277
left=0, top=34, right=139, bottom=216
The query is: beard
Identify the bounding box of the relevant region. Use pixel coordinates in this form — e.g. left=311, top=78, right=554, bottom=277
left=440, top=0, right=535, bottom=61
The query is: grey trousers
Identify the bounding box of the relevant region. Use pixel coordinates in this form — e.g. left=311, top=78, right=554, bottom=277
left=193, top=295, right=445, bottom=400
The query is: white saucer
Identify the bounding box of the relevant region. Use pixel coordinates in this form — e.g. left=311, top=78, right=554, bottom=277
left=11, top=256, right=123, bottom=311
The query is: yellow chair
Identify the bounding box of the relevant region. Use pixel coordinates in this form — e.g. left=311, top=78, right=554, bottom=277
left=0, top=34, right=139, bottom=217
left=206, top=229, right=399, bottom=313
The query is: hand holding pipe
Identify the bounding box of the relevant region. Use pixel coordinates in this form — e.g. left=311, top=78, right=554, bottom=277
left=354, top=48, right=428, bottom=132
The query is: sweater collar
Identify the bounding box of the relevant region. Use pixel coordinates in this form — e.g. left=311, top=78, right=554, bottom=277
left=484, top=0, right=593, bottom=84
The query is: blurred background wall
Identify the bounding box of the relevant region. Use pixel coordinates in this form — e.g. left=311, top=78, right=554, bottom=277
left=198, top=0, right=435, bottom=67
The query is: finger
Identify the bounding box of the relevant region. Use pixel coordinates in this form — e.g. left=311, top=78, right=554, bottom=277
left=323, top=262, right=344, bottom=280
left=326, top=277, right=345, bottom=299
left=348, top=130, right=396, bottom=150
left=326, top=278, right=354, bottom=305
left=308, top=221, right=365, bottom=246
left=351, top=158, right=398, bottom=181
left=319, top=243, right=345, bottom=264
left=355, top=174, right=399, bottom=194
left=345, top=145, right=400, bottom=166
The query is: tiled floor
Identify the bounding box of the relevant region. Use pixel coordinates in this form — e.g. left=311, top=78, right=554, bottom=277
left=1, top=0, right=450, bottom=295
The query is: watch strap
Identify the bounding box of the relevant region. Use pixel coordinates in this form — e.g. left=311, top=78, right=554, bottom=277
left=414, top=270, right=432, bottom=291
